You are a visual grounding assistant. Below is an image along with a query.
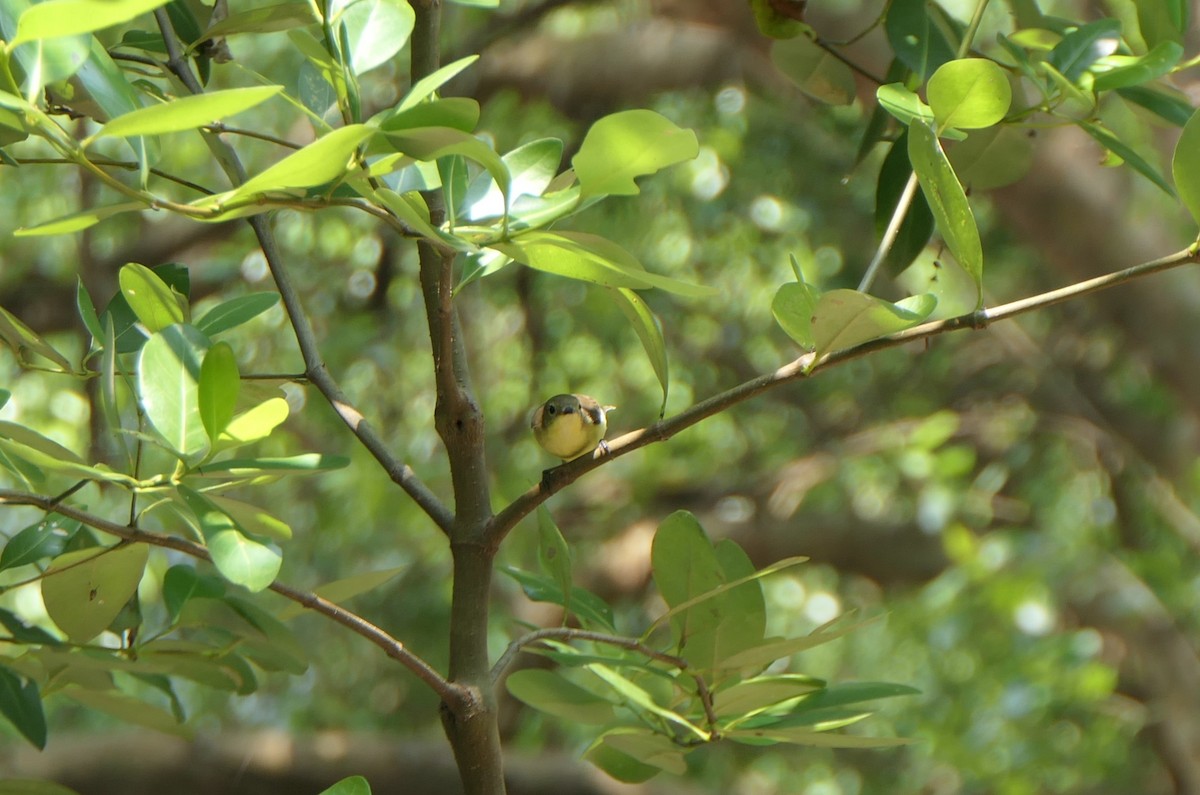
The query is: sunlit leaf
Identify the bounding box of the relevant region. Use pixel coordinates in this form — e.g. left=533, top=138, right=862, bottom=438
left=1047, top=18, right=1121, bottom=82
left=194, top=293, right=280, bottom=337
left=608, top=287, right=668, bottom=412
left=318, top=777, right=372, bottom=795
left=120, top=262, right=186, bottom=332
left=335, top=0, right=414, bottom=74
left=573, top=109, right=698, bottom=197
left=94, top=86, right=282, bottom=139
left=1173, top=108, right=1200, bottom=226
left=927, top=58, right=1011, bottom=130
left=13, top=0, right=170, bottom=44
left=811, top=289, right=937, bottom=357
left=136, top=324, right=211, bottom=462
left=0, top=306, right=74, bottom=371
left=178, top=485, right=281, bottom=592
left=198, top=342, right=239, bottom=444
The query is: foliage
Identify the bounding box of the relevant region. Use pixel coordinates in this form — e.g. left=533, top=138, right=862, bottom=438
left=0, top=0, right=1197, bottom=793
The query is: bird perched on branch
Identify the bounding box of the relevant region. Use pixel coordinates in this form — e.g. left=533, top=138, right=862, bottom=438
left=531, top=394, right=615, bottom=461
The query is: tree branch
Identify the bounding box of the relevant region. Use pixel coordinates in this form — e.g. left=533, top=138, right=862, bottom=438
left=487, top=245, right=1200, bottom=542
left=0, top=489, right=461, bottom=705
left=151, top=10, right=454, bottom=535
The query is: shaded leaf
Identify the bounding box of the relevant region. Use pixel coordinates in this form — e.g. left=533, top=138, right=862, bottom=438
left=42, top=544, right=149, bottom=642
left=0, top=666, right=46, bottom=748
left=506, top=669, right=616, bottom=724
left=1047, top=18, right=1121, bottom=82
left=178, top=485, right=281, bottom=592
left=608, top=287, right=668, bottom=413
left=0, top=307, right=74, bottom=371
left=1080, top=120, right=1174, bottom=195
left=194, top=292, right=280, bottom=337
left=198, top=342, right=239, bottom=444
left=1172, top=108, right=1200, bottom=226
left=771, top=36, right=855, bottom=105
left=885, top=0, right=955, bottom=79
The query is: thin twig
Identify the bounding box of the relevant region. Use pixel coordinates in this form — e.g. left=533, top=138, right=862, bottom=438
left=0, top=489, right=461, bottom=703
left=488, top=245, right=1200, bottom=543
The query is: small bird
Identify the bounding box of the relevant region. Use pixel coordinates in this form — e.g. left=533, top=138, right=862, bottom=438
left=531, top=394, right=615, bottom=461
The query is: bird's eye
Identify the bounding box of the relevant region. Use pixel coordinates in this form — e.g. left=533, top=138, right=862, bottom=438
left=546, top=405, right=556, bottom=415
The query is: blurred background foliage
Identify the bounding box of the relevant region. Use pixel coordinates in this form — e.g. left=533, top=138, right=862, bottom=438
left=2, top=0, right=1200, bottom=793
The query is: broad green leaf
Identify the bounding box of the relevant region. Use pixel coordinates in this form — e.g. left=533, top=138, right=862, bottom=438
left=1173, top=108, right=1200, bottom=226
left=593, top=729, right=688, bottom=776
left=650, top=511, right=724, bottom=667
left=1093, top=41, right=1183, bottom=91
left=137, top=324, right=211, bottom=461
left=194, top=292, right=280, bottom=337
left=1080, top=120, right=1174, bottom=195
left=772, top=280, right=820, bottom=350
left=335, top=0, right=414, bottom=74
left=465, top=137, right=563, bottom=221
left=206, top=495, right=291, bottom=542
left=1118, top=85, right=1194, bottom=126
left=876, top=83, right=935, bottom=128
left=94, top=86, right=282, bottom=139
left=41, top=544, right=148, bottom=642
left=587, top=663, right=707, bottom=739
left=874, top=132, right=934, bottom=274
left=13, top=202, right=145, bottom=237
left=710, top=539, right=768, bottom=667
left=496, top=231, right=714, bottom=297
left=728, top=727, right=913, bottom=747
left=1137, top=0, right=1188, bottom=48
left=6, top=28, right=89, bottom=96
left=318, top=776, right=372, bottom=795
left=585, top=731, right=662, bottom=783
left=100, top=263, right=190, bottom=354
left=0, top=667, right=46, bottom=748
left=275, top=566, right=406, bottom=620
left=120, top=262, right=186, bottom=332
left=198, top=1, right=316, bottom=41
left=13, top=0, right=170, bottom=43
left=394, top=55, right=479, bottom=113
left=573, top=109, right=699, bottom=197
left=193, top=453, right=348, bottom=476
left=161, top=564, right=224, bottom=624
left=927, top=59, right=1011, bottom=130
left=714, top=674, right=824, bottom=717
left=177, top=485, right=281, bottom=592
left=811, top=289, right=937, bottom=357
left=536, top=506, right=572, bottom=619
left=61, top=686, right=188, bottom=736
left=0, top=306, right=74, bottom=371
left=198, top=342, right=239, bottom=444
left=217, top=397, right=290, bottom=448
left=376, top=96, right=479, bottom=134
left=384, top=127, right=509, bottom=209
left=907, top=120, right=982, bottom=304
left=1047, top=18, right=1121, bottom=81
left=232, top=124, right=374, bottom=197
left=947, top=125, right=1034, bottom=190
left=608, top=287, right=668, bottom=412
left=0, top=515, right=74, bottom=572
left=770, top=35, right=854, bottom=105
left=506, top=669, right=616, bottom=724
left=501, top=566, right=616, bottom=632
left=884, top=0, right=955, bottom=79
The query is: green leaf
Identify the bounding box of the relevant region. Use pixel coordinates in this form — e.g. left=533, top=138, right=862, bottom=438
left=536, top=506, right=572, bottom=617
left=0, top=781, right=81, bottom=795
left=197, top=1, right=316, bottom=41
left=61, top=686, right=189, bottom=736
left=0, top=666, right=46, bottom=749
left=714, top=674, right=824, bottom=717
left=772, top=280, right=820, bottom=350
left=374, top=188, right=458, bottom=246
left=1118, top=85, right=1194, bottom=126
left=946, top=125, right=1034, bottom=190
left=0, top=607, right=61, bottom=644
left=216, top=398, right=290, bottom=449
left=465, top=137, right=563, bottom=221
left=13, top=0, right=170, bottom=43
left=927, top=58, right=1011, bottom=130
left=13, top=201, right=145, bottom=237
left=76, top=277, right=104, bottom=343
left=0, top=515, right=74, bottom=572
left=727, top=727, right=913, bottom=747
left=907, top=120, right=983, bottom=305
left=587, top=663, right=707, bottom=739
left=318, top=776, right=372, bottom=795
left=721, top=614, right=881, bottom=670
left=275, top=566, right=405, bottom=620
left=585, top=730, right=662, bottom=783
left=1173, top=108, right=1200, bottom=227
left=137, top=324, right=211, bottom=462
left=94, top=86, right=282, bottom=139
left=506, top=669, right=616, bottom=724
left=120, top=262, right=186, bottom=332
left=591, top=729, right=688, bottom=776
left=875, top=84, right=935, bottom=129
left=0, top=424, right=137, bottom=487
left=811, top=289, right=936, bottom=357
left=383, top=127, right=509, bottom=210
left=394, top=55, right=478, bottom=113
left=162, top=564, right=225, bottom=624
left=231, top=123, right=374, bottom=197
left=1093, top=41, right=1183, bottom=91
left=0, top=306, right=74, bottom=371
left=335, top=0, right=414, bottom=75
left=884, top=0, right=955, bottom=79
left=198, top=342, right=239, bottom=445
left=375, top=96, right=479, bottom=134
left=177, top=485, right=281, bottom=592
left=41, top=544, right=149, bottom=642
left=496, top=230, right=715, bottom=297
left=193, top=292, right=279, bottom=337
left=608, top=287, right=668, bottom=413
left=206, top=495, right=291, bottom=542
left=0, top=388, right=9, bottom=410
left=501, top=566, right=616, bottom=632
left=573, top=109, right=699, bottom=197
left=1047, top=18, right=1121, bottom=82
left=1080, top=120, right=1174, bottom=195
left=193, top=453, right=348, bottom=476
left=770, top=36, right=855, bottom=105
